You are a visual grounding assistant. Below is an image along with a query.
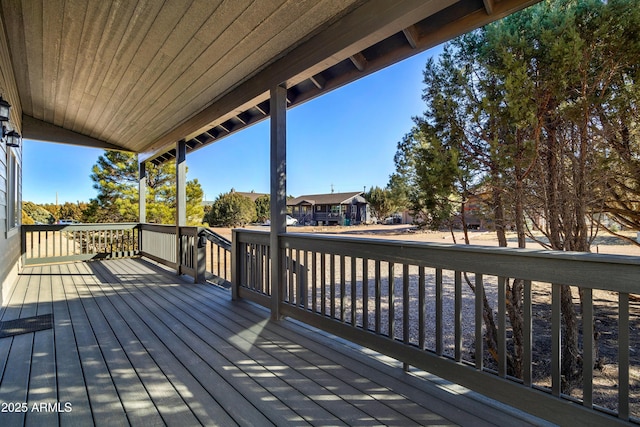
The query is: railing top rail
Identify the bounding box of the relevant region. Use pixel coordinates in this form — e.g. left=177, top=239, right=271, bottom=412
left=201, top=228, right=232, bottom=251
left=232, top=230, right=640, bottom=294
left=139, top=223, right=177, bottom=234
left=233, top=228, right=270, bottom=245
left=23, top=223, right=140, bottom=232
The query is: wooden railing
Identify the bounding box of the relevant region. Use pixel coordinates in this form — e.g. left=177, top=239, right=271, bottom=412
left=139, top=224, right=231, bottom=285
left=200, top=228, right=232, bottom=287
left=233, top=229, right=640, bottom=426
left=139, top=223, right=177, bottom=268
left=22, top=223, right=139, bottom=265
left=22, top=223, right=232, bottom=287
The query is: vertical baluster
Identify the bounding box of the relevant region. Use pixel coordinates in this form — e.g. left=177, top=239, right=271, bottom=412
left=321, top=253, right=326, bottom=317
left=403, top=264, right=409, bottom=371
left=217, top=245, right=221, bottom=276
left=375, top=260, right=381, bottom=334
left=265, top=246, right=271, bottom=295
left=312, top=252, right=317, bottom=312
left=552, top=284, right=561, bottom=397
left=498, top=276, right=507, bottom=378
left=362, top=258, right=369, bottom=331
left=53, top=230, right=56, bottom=257
left=475, top=273, right=484, bottom=370
left=288, top=248, right=295, bottom=304
left=389, top=262, right=395, bottom=339
left=301, top=250, right=307, bottom=309
left=351, top=257, right=357, bottom=326
left=583, top=287, right=593, bottom=409
left=45, top=230, right=48, bottom=258
left=403, top=264, right=409, bottom=344
left=436, top=268, right=443, bottom=356
left=619, top=292, right=630, bottom=420
left=330, top=254, right=336, bottom=319
left=258, top=245, right=265, bottom=293
left=340, top=255, right=346, bottom=322
left=523, top=280, right=532, bottom=386
left=239, top=242, right=245, bottom=287
left=419, top=266, right=425, bottom=350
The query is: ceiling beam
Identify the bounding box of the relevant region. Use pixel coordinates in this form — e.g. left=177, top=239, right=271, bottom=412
left=349, top=52, right=367, bottom=72
left=309, top=74, right=325, bottom=89
left=402, top=25, right=420, bottom=49
left=483, top=0, right=495, bottom=15
left=22, top=115, right=129, bottom=151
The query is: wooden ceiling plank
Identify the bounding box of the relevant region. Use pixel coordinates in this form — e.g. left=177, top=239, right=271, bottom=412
left=78, top=0, right=165, bottom=138
left=118, top=0, right=278, bottom=145
left=52, top=0, right=87, bottom=126
left=90, top=0, right=195, bottom=142
left=0, top=5, right=22, bottom=130
left=22, top=0, right=44, bottom=120
left=101, top=0, right=243, bottom=146
left=74, top=0, right=139, bottom=135
left=125, top=0, right=344, bottom=146
left=62, top=1, right=112, bottom=130
left=1, top=0, right=31, bottom=115
left=42, top=0, right=65, bottom=124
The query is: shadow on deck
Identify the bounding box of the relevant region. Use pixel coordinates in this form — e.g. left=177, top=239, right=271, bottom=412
left=0, top=258, right=548, bottom=426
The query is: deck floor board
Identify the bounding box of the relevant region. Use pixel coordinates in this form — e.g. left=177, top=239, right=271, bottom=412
left=0, top=258, right=545, bottom=426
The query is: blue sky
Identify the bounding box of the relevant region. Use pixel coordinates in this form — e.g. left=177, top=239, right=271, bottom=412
left=23, top=46, right=441, bottom=205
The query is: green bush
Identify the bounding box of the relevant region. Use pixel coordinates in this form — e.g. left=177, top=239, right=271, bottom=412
left=205, top=192, right=256, bottom=226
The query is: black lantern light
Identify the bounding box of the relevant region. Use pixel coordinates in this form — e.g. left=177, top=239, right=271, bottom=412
left=0, top=96, right=10, bottom=122
left=5, top=129, right=21, bottom=148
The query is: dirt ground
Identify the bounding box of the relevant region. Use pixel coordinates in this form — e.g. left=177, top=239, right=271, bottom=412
left=210, top=223, right=640, bottom=416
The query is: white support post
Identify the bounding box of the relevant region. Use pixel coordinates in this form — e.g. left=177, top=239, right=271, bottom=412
left=270, top=84, right=287, bottom=320
left=176, top=140, right=187, bottom=275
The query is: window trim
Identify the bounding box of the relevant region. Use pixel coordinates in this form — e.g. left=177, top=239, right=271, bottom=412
left=6, top=146, right=20, bottom=234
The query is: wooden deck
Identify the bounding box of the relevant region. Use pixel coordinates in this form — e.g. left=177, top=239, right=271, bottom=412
left=0, top=258, right=549, bottom=426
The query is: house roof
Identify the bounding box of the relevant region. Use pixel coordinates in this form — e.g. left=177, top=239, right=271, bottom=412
left=0, top=0, right=538, bottom=164
left=288, top=192, right=365, bottom=206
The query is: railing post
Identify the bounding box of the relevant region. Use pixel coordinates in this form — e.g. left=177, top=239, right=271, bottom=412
left=195, top=229, right=206, bottom=284
left=175, top=140, right=187, bottom=275
left=269, top=84, right=287, bottom=320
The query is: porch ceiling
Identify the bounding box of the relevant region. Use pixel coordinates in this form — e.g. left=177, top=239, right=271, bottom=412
left=0, top=0, right=537, bottom=164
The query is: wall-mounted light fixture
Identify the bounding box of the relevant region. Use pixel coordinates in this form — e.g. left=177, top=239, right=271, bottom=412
left=5, top=129, right=21, bottom=148
left=0, top=95, right=21, bottom=149
left=0, top=96, right=10, bottom=122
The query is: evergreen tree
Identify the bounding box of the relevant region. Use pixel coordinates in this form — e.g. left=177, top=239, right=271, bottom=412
left=206, top=191, right=256, bottom=226
left=391, top=0, right=640, bottom=390
left=87, top=151, right=204, bottom=225
left=254, top=194, right=271, bottom=223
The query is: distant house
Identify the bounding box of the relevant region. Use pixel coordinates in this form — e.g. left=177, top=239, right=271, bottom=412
left=288, top=192, right=368, bottom=225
